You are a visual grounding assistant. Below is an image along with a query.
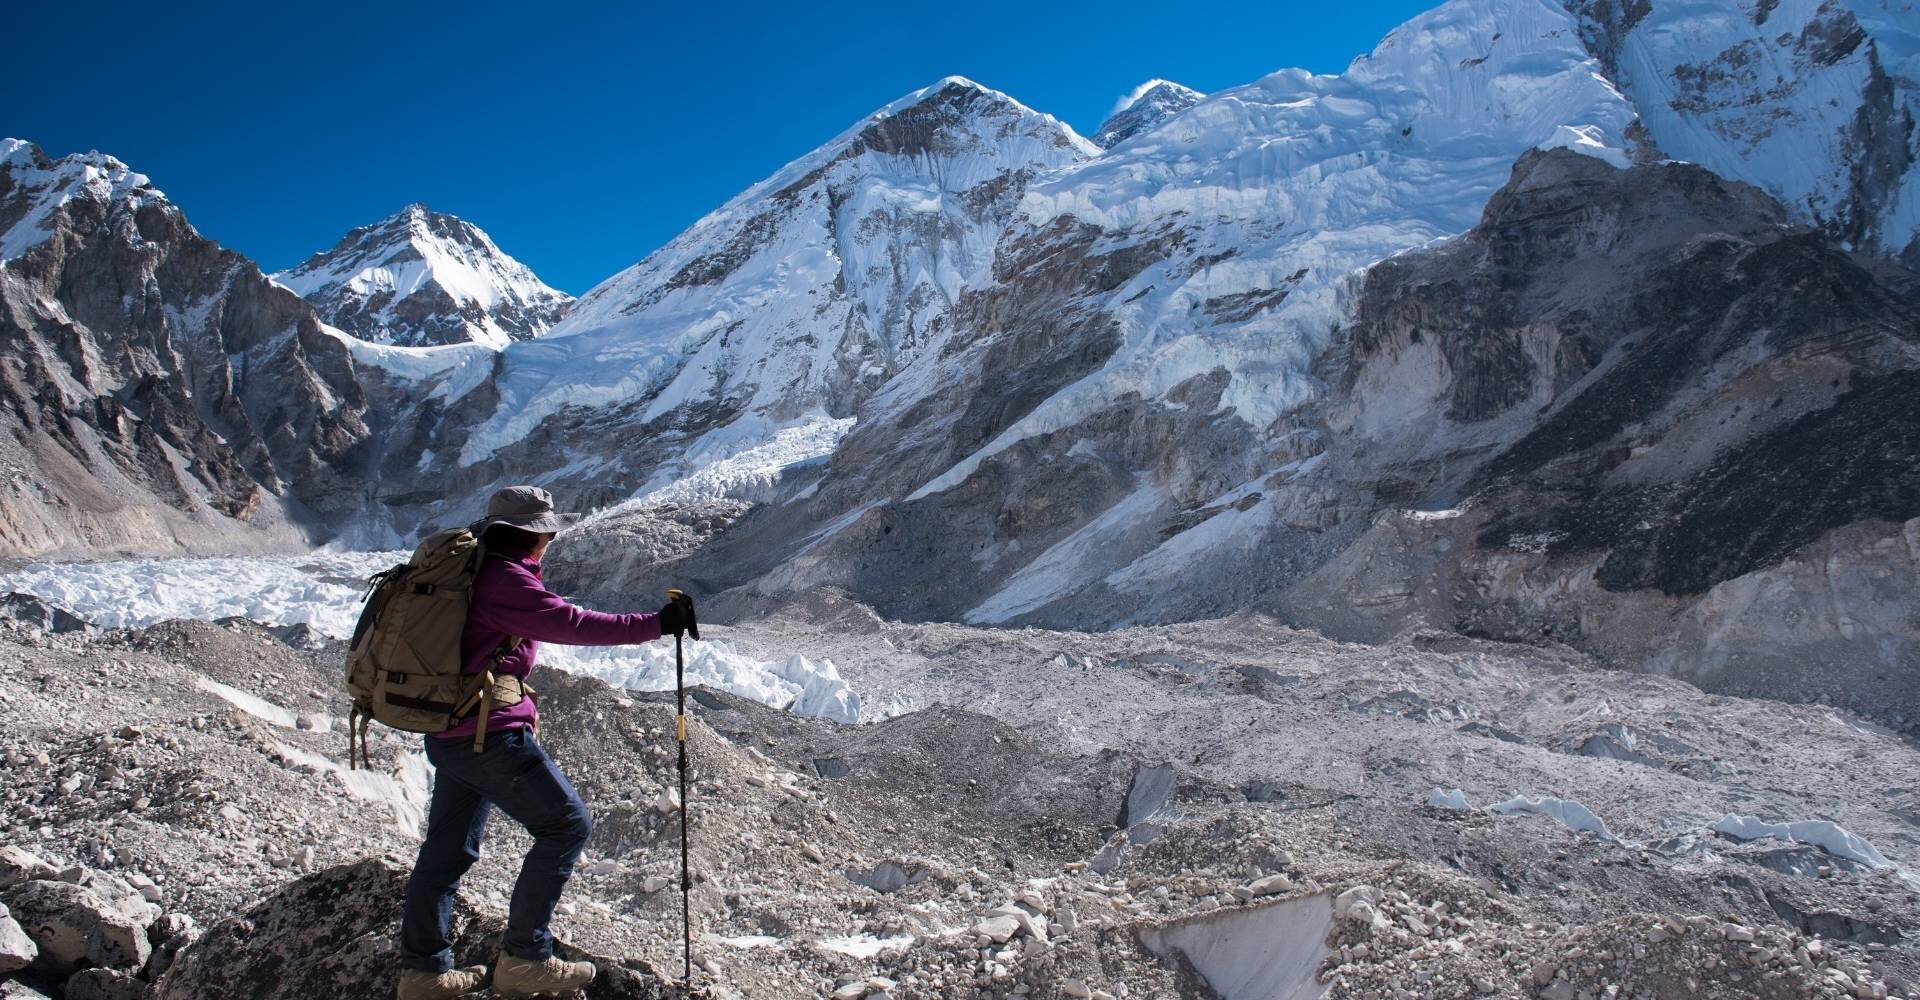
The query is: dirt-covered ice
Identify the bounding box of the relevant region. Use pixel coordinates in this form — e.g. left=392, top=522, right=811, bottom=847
left=0, top=573, right=1914, bottom=998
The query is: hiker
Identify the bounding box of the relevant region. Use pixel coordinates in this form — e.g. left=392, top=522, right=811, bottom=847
left=396, top=486, right=696, bottom=1000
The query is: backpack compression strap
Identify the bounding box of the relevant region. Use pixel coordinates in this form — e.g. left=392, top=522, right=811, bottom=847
left=347, top=707, right=368, bottom=771
left=454, top=636, right=525, bottom=752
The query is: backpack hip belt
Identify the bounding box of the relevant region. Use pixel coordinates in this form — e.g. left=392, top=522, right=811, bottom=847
left=455, top=666, right=538, bottom=753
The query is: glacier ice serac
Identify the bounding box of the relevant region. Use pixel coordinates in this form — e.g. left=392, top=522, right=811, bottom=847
left=0, top=555, right=862, bottom=724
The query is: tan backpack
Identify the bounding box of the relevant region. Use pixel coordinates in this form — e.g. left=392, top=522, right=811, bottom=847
left=343, top=526, right=533, bottom=768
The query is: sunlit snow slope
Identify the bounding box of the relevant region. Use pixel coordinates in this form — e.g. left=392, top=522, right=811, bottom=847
left=452, top=77, right=1097, bottom=467
left=1571, top=0, right=1920, bottom=258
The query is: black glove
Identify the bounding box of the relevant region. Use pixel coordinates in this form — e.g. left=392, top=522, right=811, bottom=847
left=659, top=589, right=698, bottom=640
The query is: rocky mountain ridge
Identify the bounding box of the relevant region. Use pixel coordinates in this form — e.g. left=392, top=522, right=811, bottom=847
left=0, top=139, right=378, bottom=558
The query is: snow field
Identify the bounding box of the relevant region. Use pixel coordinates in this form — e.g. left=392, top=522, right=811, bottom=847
left=587, top=412, right=855, bottom=518
left=0, top=551, right=862, bottom=724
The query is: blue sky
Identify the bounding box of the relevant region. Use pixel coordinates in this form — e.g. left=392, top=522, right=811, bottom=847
left=9, top=0, right=1434, bottom=294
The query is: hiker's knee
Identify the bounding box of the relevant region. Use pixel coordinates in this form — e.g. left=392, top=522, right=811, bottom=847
left=540, top=796, right=591, bottom=854
left=563, top=800, right=593, bottom=848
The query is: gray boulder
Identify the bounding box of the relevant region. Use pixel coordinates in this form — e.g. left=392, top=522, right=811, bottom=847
left=142, top=912, right=198, bottom=982
left=2, top=879, right=150, bottom=973
left=154, top=857, right=668, bottom=999
left=0, top=911, right=36, bottom=972
left=0, top=593, right=88, bottom=633
left=0, top=847, right=56, bottom=890
left=62, top=969, right=146, bottom=1000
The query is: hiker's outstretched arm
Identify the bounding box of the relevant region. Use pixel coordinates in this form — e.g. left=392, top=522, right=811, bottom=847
left=472, top=567, right=663, bottom=646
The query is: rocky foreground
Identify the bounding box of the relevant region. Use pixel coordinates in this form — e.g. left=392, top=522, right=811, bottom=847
left=0, top=596, right=1914, bottom=998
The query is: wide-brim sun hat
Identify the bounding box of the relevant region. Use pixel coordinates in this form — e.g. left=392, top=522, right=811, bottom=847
left=474, top=484, right=582, bottom=534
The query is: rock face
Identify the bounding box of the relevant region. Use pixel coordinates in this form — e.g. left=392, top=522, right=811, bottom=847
left=154, top=857, right=666, bottom=1000
left=273, top=203, right=571, bottom=349
left=0, top=139, right=377, bottom=557
left=1091, top=80, right=1205, bottom=148
left=1280, top=148, right=1920, bottom=717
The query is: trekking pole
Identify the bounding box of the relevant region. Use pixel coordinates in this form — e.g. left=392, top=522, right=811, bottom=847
left=667, top=589, right=699, bottom=989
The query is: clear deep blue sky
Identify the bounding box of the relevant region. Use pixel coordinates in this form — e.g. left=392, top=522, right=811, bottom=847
left=9, top=0, right=1433, bottom=294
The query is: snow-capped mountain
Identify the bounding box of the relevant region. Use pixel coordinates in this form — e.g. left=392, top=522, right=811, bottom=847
left=273, top=203, right=570, bottom=349
left=536, top=0, right=1918, bottom=717
left=400, top=76, right=1097, bottom=505
left=708, top=0, right=1642, bottom=611
left=0, top=139, right=376, bottom=556
left=1091, top=79, right=1205, bottom=147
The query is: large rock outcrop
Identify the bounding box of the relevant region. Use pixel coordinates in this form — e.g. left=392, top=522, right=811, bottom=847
left=154, top=858, right=668, bottom=1000
left=1284, top=148, right=1920, bottom=718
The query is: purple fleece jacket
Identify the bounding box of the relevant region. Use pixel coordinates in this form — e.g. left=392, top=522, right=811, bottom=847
left=439, top=547, right=663, bottom=742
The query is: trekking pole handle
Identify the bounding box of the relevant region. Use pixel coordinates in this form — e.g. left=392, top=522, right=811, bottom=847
left=665, top=588, right=699, bottom=641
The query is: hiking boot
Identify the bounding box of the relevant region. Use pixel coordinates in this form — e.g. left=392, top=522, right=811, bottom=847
left=493, top=951, right=596, bottom=996
left=397, top=965, right=489, bottom=1000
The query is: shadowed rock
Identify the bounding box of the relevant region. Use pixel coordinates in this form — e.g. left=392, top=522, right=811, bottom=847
left=153, top=858, right=668, bottom=1000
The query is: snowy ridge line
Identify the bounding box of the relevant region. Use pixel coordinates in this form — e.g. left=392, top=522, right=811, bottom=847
left=0, top=553, right=862, bottom=724
left=316, top=324, right=497, bottom=402
left=0, top=139, right=163, bottom=262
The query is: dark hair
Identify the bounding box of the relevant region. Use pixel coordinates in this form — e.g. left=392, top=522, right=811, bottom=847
left=483, top=523, right=548, bottom=553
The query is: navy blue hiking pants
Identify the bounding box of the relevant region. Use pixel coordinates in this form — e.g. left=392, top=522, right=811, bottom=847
left=399, top=727, right=592, bottom=972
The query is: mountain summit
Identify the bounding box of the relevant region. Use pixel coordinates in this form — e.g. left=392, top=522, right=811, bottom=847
left=272, top=203, right=570, bottom=349
left=1092, top=79, right=1205, bottom=147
